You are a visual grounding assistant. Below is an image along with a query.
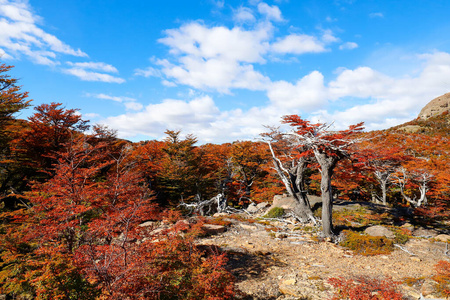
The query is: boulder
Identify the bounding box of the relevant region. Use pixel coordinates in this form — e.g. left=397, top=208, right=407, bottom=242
left=413, top=228, right=437, bottom=238
left=272, top=194, right=321, bottom=210
left=364, top=225, right=396, bottom=239
left=434, top=234, right=450, bottom=242
left=246, top=202, right=270, bottom=214
left=246, top=203, right=259, bottom=213
left=138, top=221, right=156, bottom=227
left=201, top=224, right=226, bottom=235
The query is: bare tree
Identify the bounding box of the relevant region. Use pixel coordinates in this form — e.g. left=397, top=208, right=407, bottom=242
left=280, top=115, right=364, bottom=238
left=393, top=167, right=433, bottom=208
left=262, top=128, right=316, bottom=223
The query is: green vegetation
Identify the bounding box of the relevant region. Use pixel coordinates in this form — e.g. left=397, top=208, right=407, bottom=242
left=340, top=230, right=394, bottom=256
left=262, top=207, right=285, bottom=218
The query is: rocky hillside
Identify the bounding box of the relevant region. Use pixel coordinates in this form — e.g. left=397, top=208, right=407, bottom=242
left=391, top=92, right=450, bottom=136
left=418, top=93, right=450, bottom=120
left=195, top=202, right=450, bottom=299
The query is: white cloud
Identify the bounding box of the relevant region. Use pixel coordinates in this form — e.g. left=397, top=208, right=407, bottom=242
left=67, top=61, right=118, bottom=73
left=321, top=29, right=339, bottom=44
left=156, top=22, right=272, bottom=92
left=257, top=2, right=283, bottom=22
left=134, top=66, right=161, bottom=77
left=158, top=57, right=270, bottom=93
left=92, top=93, right=135, bottom=102
left=271, top=34, right=327, bottom=54
left=158, top=22, right=270, bottom=63
left=102, top=96, right=221, bottom=139
left=267, top=71, right=327, bottom=110
left=89, top=93, right=142, bottom=110
left=84, top=112, right=100, bottom=118
left=0, top=0, right=87, bottom=65
left=233, top=6, right=256, bottom=23
left=101, top=51, right=450, bottom=143
left=328, top=67, right=393, bottom=99
left=339, top=42, right=358, bottom=50
left=63, top=68, right=125, bottom=83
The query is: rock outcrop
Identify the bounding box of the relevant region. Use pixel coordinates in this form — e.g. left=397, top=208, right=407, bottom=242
left=418, top=92, right=450, bottom=119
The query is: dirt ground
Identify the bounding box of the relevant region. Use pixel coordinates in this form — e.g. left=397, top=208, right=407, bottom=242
left=197, top=211, right=450, bottom=300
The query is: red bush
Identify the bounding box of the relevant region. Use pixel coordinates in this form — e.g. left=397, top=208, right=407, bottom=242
left=328, top=276, right=403, bottom=300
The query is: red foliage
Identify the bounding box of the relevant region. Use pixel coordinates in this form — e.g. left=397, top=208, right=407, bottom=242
left=432, top=260, right=450, bottom=297
left=328, top=276, right=404, bottom=300
left=1, top=132, right=235, bottom=299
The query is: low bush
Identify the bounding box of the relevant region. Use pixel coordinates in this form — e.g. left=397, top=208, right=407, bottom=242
left=339, top=230, right=394, bottom=256
left=432, top=260, right=450, bottom=298
left=328, top=276, right=403, bottom=300
left=263, top=207, right=285, bottom=219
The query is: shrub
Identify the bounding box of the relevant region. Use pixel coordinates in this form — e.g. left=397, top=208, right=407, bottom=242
left=328, top=276, right=403, bottom=300
left=263, top=207, right=285, bottom=218
left=432, top=260, right=450, bottom=298
left=339, top=230, right=394, bottom=256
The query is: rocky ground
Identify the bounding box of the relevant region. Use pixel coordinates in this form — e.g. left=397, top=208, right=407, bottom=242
left=196, top=202, right=450, bottom=300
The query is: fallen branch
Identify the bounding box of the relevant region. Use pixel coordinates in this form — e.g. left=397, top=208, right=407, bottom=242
left=394, top=244, right=416, bottom=256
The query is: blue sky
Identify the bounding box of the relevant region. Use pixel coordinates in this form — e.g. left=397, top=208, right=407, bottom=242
left=1, top=0, right=450, bottom=143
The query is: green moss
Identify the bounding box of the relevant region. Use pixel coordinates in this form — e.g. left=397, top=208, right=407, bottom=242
left=340, top=230, right=394, bottom=256
left=263, top=207, right=285, bottom=219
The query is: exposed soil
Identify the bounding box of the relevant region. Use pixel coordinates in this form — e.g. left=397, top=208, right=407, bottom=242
left=196, top=205, right=450, bottom=299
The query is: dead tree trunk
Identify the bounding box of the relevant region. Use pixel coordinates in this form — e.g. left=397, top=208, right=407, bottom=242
left=268, top=142, right=315, bottom=223
left=374, top=170, right=392, bottom=205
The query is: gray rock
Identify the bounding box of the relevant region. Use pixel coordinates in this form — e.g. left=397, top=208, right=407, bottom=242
left=272, top=194, right=320, bottom=210
left=256, top=201, right=270, bottom=209
left=413, top=228, right=437, bottom=238
left=364, top=225, right=396, bottom=239
left=246, top=203, right=259, bottom=213
left=138, top=221, right=156, bottom=227
left=201, top=224, right=226, bottom=235
left=434, top=234, right=450, bottom=242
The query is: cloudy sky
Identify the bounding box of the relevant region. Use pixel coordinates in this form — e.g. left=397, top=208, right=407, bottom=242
left=1, top=0, right=450, bottom=143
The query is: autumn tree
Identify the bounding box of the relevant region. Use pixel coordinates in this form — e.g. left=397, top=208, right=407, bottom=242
left=280, top=115, right=364, bottom=237
left=229, top=141, right=273, bottom=205
left=0, top=63, right=31, bottom=210
left=357, top=132, right=408, bottom=205
left=14, top=102, right=89, bottom=173
left=1, top=130, right=235, bottom=299
left=159, top=130, right=201, bottom=204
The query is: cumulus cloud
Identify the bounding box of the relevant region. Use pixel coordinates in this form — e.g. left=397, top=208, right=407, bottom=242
left=156, top=22, right=273, bottom=92
left=158, top=22, right=270, bottom=63
left=267, top=71, right=327, bottom=110
left=257, top=2, right=283, bottom=22
left=102, top=96, right=221, bottom=140
left=0, top=0, right=86, bottom=65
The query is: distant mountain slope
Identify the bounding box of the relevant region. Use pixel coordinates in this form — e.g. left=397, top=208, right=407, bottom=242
left=418, top=92, right=450, bottom=120
left=389, top=93, right=450, bottom=136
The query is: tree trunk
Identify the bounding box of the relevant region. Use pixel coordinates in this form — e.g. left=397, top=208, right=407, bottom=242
left=380, top=180, right=387, bottom=206
left=320, top=167, right=334, bottom=237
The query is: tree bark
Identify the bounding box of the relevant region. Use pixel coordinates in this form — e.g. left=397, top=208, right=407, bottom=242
left=320, top=167, right=334, bottom=237
left=314, top=151, right=338, bottom=238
